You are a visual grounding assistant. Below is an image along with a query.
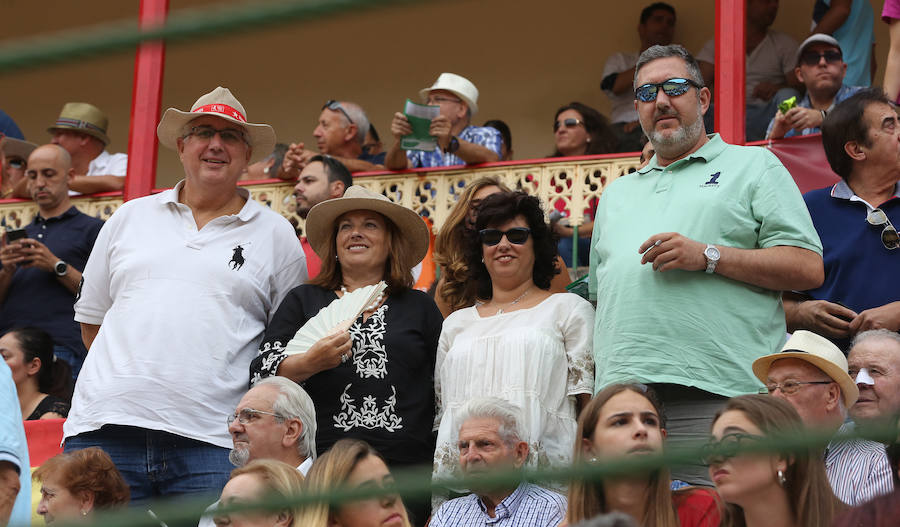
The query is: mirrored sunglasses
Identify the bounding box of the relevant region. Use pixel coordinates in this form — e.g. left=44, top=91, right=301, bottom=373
left=634, top=78, right=701, bottom=102
left=479, top=227, right=531, bottom=246
left=867, top=208, right=900, bottom=250
left=553, top=118, right=584, bottom=132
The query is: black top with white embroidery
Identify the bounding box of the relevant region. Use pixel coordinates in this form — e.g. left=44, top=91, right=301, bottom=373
left=252, top=285, right=442, bottom=466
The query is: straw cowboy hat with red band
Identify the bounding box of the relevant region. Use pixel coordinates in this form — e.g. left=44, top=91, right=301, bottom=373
left=156, top=86, right=275, bottom=163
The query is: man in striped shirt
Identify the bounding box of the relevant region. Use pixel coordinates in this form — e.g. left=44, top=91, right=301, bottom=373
left=753, top=330, right=894, bottom=505
left=429, top=397, right=567, bottom=527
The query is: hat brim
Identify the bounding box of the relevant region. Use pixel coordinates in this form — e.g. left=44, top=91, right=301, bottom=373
left=0, top=137, right=38, bottom=160
left=156, top=108, right=276, bottom=163
left=419, top=87, right=478, bottom=115
left=305, top=194, right=429, bottom=270
left=752, top=351, right=859, bottom=407
left=47, top=125, right=110, bottom=146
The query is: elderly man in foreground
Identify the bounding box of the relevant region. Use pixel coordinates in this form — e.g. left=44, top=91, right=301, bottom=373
left=753, top=330, right=894, bottom=505
left=429, top=397, right=567, bottom=527
left=64, top=87, right=308, bottom=501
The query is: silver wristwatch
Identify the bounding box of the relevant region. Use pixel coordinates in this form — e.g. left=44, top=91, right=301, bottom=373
left=54, top=260, right=69, bottom=277
left=703, top=244, right=720, bottom=274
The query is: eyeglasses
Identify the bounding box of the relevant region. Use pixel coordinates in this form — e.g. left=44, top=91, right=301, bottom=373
left=323, top=100, right=354, bottom=124
left=7, top=159, right=24, bottom=169
left=184, top=125, right=248, bottom=146
left=226, top=408, right=283, bottom=426
left=758, top=380, right=833, bottom=396
left=867, top=208, right=900, bottom=250
left=799, top=49, right=842, bottom=66
left=553, top=118, right=584, bottom=132
left=635, top=78, right=702, bottom=102
left=428, top=96, right=462, bottom=105
left=479, top=227, right=531, bottom=246
left=701, top=433, right=764, bottom=465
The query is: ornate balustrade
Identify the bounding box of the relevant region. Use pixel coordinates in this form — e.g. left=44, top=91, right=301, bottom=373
left=0, top=154, right=642, bottom=234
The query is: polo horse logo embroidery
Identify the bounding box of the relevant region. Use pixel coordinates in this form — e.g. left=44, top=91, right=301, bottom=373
left=229, top=245, right=245, bottom=270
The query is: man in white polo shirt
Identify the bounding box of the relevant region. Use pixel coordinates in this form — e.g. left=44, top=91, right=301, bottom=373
left=64, top=87, right=308, bottom=501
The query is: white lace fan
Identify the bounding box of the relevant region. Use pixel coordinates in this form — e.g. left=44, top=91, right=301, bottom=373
left=282, top=281, right=387, bottom=355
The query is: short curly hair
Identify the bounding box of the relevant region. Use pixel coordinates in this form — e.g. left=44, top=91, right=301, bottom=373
left=465, top=191, right=559, bottom=300
left=33, top=447, right=130, bottom=510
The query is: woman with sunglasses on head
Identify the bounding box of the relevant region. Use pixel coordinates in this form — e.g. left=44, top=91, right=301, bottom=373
left=296, top=439, right=411, bottom=527
left=708, top=394, right=841, bottom=527
left=565, top=383, right=719, bottom=527
left=433, top=191, right=594, bottom=497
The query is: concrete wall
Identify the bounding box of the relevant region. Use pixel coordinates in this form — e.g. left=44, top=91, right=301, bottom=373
left=0, top=0, right=887, bottom=187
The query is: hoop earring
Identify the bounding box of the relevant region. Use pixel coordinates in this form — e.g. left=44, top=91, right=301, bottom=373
left=777, top=469, right=787, bottom=486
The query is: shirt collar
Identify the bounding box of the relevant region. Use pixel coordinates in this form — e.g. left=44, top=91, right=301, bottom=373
left=477, top=482, right=528, bottom=521
left=830, top=179, right=900, bottom=201
left=33, top=205, right=80, bottom=224
left=636, top=133, right=726, bottom=174
left=160, top=180, right=256, bottom=221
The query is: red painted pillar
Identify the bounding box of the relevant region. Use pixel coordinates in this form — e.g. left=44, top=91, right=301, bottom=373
left=124, top=0, right=168, bottom=201
left=715, top=0, right=746, bottom=144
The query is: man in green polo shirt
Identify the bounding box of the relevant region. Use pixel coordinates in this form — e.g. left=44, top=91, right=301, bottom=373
left=589, top=44, right=824, bottom=485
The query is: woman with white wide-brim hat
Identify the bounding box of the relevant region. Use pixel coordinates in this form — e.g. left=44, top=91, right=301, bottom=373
left=251, top=185, right=441, bottom=523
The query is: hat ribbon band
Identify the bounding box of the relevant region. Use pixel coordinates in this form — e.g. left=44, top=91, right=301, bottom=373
left=192, top=104, right=247, bottom=123
left=54, top=118, right=106, bottom=134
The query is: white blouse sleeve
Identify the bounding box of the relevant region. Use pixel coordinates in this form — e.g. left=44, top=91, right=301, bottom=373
left=433, top=321, right=452, bottom=432
left=561, top=295, right=596, bottom=396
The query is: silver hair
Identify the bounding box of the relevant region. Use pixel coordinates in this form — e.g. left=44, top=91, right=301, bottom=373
left=339, top=101, right=370, bottom=146
left=255, top=376, right=318, bottom=460
left=850, top=329, right=900, bottom=351
left=457, top=397, right=523, bottom=446
left=633, top=44, right=705, bottom=91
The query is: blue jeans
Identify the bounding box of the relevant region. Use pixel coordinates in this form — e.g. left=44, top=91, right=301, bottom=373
left=64, top=425, right=232, bottom=503
left=52, top=344, right=83, bottom=380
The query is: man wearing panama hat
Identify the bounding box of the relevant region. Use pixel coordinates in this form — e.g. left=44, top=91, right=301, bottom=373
left=65, top=87, right=308, bottom=500
left=385, top=72, right=503, bottom=170
left=753, top=330, right=894, bottom=505
left=47, top=102, right=129, bottom=195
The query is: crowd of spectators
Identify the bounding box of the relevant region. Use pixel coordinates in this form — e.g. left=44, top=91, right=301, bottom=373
left=1, top=3, right=900, bottom=526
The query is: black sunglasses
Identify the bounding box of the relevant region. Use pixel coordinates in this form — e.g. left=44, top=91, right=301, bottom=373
left=799, top=49, right=842, bottom=66
left=479, top=227, right=531, bottom=246
left=553, top=118, right=584, bottom=132
left=7, top=159, right=25, bottom=169
left=867, top=208, right=900, bottom=250
left=323, top=100, right=353, bottom=124
left=635, top=78, right=702, bottom=102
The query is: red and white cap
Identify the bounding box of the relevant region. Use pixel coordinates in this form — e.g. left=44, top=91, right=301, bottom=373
left=156, top=86, right=275, bottom=162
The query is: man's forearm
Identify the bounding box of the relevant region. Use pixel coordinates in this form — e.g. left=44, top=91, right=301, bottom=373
left=58, top=268, right=82, bottom=295
left=0, top=268, right=14, bottom=305
left=611, top=67, right=637, bottom=95
left=69, top=175, right=125, bottom=194
left=715, top=245, right=824, bottom=291
left=811, top=0, right=851, bottom=35
left=0, top=462, right=21, bottom=527
left=332, top=156, right=383, bottom=173
left=384, top=143, right=410, bottom=170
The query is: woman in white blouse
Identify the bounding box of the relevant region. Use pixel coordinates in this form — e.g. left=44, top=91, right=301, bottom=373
left=433, top=190, right=595, bottom=494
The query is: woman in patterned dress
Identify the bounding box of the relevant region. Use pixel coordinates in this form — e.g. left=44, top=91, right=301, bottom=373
left=433, top=191, right=595, bottom=497
left=251, top=186, right=441, bottom=525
